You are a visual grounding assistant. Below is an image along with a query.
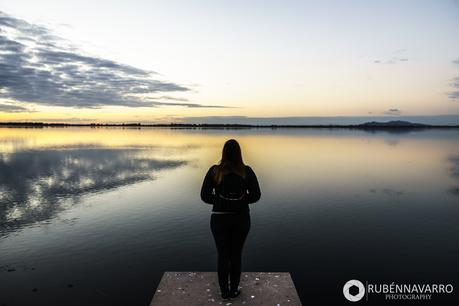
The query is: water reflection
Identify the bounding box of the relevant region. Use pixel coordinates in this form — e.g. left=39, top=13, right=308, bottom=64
left=448, top=155, right=459, bottom=195
left=0, top=127, right=458, bottom=306
left=369, top=188, right=405, bottom=197
left=0, top=146, right=187, bottom=232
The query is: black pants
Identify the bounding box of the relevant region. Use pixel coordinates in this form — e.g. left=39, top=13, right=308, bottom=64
left=210, top=213, right=251, bottom=293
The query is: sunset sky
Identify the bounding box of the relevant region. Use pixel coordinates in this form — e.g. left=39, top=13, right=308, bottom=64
left=1, top=0, right=459, bottom=123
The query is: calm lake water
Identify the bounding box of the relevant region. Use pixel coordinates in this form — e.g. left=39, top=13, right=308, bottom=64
left=0, top=127, right=458, bottom=305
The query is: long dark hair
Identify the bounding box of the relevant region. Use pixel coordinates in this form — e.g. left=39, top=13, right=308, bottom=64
left=214, top=139, right=246, bottom=184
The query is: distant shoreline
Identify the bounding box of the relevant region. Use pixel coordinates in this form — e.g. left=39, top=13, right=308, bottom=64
left=1, top=122, right=459, bottom=129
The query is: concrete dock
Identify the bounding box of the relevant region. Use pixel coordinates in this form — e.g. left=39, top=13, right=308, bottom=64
left=150, top=271, right=302, bottom=306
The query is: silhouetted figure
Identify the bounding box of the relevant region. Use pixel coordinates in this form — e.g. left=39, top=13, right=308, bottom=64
left=201, top=139, right=261, bottom=300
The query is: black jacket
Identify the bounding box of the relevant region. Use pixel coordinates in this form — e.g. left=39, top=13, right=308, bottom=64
left=200, top=164, right=261, bottom=213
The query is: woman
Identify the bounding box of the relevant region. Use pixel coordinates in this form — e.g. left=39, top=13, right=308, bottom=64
left=200, top=139, right=261, bottom=300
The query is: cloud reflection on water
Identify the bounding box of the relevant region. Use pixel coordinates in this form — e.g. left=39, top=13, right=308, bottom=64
left=0, top=146, right=187, bottom=232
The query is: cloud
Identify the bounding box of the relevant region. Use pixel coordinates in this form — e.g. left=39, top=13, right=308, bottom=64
left=384, top=108, right=402, bottom=115
left=0, top=102, right=31, bottom=112
left=373, top=49, right=409, bottom=65
left=155, top=96, right=190, bottom=102
left=0, top=11, right=229, bottom=109
left=144, top=97, right=236, bottom=108
left=373, top=57, right=408, bottom=64
left=449, top=59, right=459, bottom=100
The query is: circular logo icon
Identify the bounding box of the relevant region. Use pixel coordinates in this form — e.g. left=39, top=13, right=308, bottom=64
left=343, top=279, right=365, bottom=302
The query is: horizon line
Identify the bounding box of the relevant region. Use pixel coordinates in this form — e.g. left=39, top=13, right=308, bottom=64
left=1, top=121, right=459, bottom=128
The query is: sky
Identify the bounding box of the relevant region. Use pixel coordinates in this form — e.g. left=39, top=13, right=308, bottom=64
left=1, top=0, right=459, bottom=124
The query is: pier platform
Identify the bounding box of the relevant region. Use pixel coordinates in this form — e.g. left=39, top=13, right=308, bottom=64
left=150, top=271, right=302, bottom=305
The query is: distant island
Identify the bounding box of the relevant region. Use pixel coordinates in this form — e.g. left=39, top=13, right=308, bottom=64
left=0, top=120, right=458, bottom=129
